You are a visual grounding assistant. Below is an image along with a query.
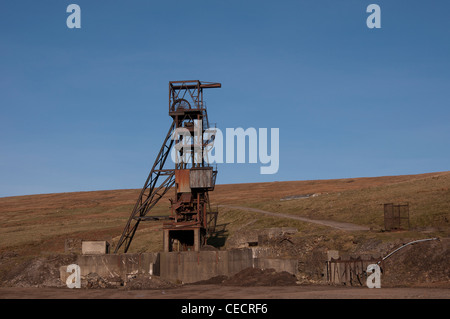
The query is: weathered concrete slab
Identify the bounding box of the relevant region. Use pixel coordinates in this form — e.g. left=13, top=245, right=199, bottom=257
left=160, top=248, right=254, bottom=284
left=253, top=258, right=298, bottom=274
left=81, top=241, right=109, bottom=255
left=59, top=266, right=71, bottom=284
left=76, top=253, right=159, bottom=279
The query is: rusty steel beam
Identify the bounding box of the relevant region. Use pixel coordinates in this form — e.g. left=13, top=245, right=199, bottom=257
left=170, top=80, right=221, bottom=90
left=114, top=122, right=176, bottom=253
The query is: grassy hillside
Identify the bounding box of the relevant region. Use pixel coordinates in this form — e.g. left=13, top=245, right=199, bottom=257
left=0, top=171, right=449, bottom=257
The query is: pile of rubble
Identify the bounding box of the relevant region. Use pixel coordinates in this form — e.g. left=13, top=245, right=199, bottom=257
left=81, top=273, right=178, bottom=290
left=83, top=273, right=122, bottom=289
left=1, top=253, right=78, bottom=288
left=193, top=267, right=298, bottom=286
left=124, top=274, right=178, bottom=290
left=0, top=252, right=178, bottom=290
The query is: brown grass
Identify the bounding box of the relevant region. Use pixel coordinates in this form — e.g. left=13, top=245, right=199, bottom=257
left=0, top=171, right=449, bottom=256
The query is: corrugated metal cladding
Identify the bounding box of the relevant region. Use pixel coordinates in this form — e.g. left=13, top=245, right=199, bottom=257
left=175, top=169, right=191, bottom=193
left=190, top=168, right=213, bottom=188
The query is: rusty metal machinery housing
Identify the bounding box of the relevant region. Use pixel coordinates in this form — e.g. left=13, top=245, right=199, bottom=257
left=114, top=80, right=221, bottom=253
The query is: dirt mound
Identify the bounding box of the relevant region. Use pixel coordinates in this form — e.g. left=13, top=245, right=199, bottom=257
left=191, top=275, right=228, bottom=285
left=191, top=268, right=298, bottom=287
left=223, top=268, right=298, bottom=286
left=1, top=253, right=77, bottom=288
left=381, top=238, right=450, bottom=287
left=124, top=274, right=179, bottom=290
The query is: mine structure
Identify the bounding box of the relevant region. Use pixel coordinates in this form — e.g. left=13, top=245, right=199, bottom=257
left=114, top=80, right=221, bottom=253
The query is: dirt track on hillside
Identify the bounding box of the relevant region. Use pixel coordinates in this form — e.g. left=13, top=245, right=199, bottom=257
left=220, top=205, right=370, bottom=231
left=0, top=285, right=449, bottom=299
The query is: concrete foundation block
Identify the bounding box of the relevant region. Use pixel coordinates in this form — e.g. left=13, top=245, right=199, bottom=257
left=81, top=241, right=109, bottom=255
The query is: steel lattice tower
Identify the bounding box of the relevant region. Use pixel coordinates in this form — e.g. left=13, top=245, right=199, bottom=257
left=114, top=80, right=221, bottom=253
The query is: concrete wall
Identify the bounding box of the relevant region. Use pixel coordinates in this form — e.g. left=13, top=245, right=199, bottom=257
left=159, top=248, right=253, bottom=284
left=253, top=258, right=298, bottom=274
left=250, top=247, right=298, bottom=275
left=76, top=253, right=159, bottom=279
left=70, top=248, right=298, bottom=284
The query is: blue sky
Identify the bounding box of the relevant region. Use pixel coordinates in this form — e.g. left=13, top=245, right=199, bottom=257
left=1, top=1, right=449, bottom=197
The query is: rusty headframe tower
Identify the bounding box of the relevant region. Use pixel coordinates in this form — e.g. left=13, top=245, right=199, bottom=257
left=114, top=80, right=221, bottom=253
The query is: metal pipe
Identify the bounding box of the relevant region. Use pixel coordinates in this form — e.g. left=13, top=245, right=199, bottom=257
left=377, top=237, right=439, bottom=264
